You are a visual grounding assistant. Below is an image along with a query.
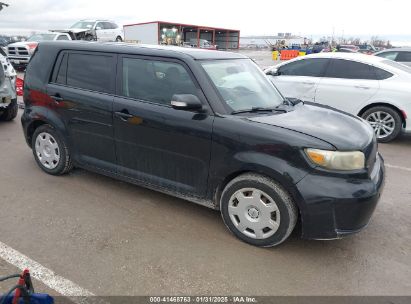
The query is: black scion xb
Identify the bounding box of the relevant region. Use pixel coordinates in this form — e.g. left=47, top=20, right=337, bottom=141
left=22, top=41, right=385, bottom=247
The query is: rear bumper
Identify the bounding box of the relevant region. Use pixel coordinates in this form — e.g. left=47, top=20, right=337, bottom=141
left=296, top=153, right=385, bottom=240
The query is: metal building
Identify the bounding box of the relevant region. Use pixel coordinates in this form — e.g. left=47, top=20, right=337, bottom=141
left=123, top=21, right=240, bottom=50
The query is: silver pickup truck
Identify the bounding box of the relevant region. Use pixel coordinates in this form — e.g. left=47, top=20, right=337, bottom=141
left=0, top=49, right=17, bottom=121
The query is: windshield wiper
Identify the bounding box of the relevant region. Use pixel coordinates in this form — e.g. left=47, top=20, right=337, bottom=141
left=231, top=106, right=287, bottom=115
left=285, top=97, right=304, bottom=106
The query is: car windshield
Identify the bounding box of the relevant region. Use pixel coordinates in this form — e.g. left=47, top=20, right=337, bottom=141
left=201, top=59, right=284, bottom=112
left=27, top=34, right=56, bottom=41
left=383, top=59, right=411, bottom=73
left=70, top=21, right=94, bottom=29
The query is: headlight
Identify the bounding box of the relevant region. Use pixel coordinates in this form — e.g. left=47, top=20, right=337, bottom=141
left=305, top=148, right=365, bottom=171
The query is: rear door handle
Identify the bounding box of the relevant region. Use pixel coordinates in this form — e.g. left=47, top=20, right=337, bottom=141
left=49, top=94, right=63, bottom=102
left=115, top=110, right=134, bottom=121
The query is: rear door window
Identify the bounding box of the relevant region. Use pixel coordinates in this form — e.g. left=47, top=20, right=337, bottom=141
left=324, top=59, right=377, bottom=80
left=396, top=52, right=411, bottom=62
left=57, top=35, right=69, bottom=40
left=376, top=51, right=399, bottom=61
left=121, top=57, right=200, bottom=105
left=278, top=58, right=329, bottom=77
left=65, top=52, right=115, bottom=93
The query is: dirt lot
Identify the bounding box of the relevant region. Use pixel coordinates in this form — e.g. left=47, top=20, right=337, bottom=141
left=0, top=109, right=410, bottom=297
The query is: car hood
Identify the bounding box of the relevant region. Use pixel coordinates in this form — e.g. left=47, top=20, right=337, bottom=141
left=66, top=28, right=89, bottom=33
left=7, top=41, right=36, bottom=47
left=247, top=103, right=374, bottom=151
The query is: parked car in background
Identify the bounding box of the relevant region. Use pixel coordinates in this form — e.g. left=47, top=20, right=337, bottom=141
left=7, top=32, right=71, bottom=69
left=265, top=53, right=411, bottom=142
left=189, top=38, right=217, bottom=50
left=356, top=44, right=377, bottom=54
left=374, top=48, right=411, bottom=67
left=53, top=20, right=124, bottom=42
left=0, top=37, right=9, bottom=53
left=339, top=44, right=360, bottom=52
left=22, top=41, right=384, bottom=247
left=0, top=50, right=18, bottom=121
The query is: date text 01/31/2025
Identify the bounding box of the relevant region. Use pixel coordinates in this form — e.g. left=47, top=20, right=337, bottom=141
left=149, top=296, right=257, bottom=303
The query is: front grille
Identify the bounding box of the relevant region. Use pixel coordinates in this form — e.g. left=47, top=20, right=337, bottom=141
left=7, top=46, right=29, bottom=56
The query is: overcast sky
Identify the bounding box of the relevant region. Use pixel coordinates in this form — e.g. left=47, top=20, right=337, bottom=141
left=1, top=0, right=410, bottom=42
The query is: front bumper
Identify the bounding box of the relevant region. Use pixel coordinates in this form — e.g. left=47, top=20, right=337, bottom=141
left=296, top=153, right=385, bottom=240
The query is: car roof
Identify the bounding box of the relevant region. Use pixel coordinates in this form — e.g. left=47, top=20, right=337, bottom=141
left=375, top=47, right=411, bottom=54
left=80, top=19, right=114, bottom=23
left=297, top=52, right=387, bottom=64
left=39, top=41, right=247, bottom=60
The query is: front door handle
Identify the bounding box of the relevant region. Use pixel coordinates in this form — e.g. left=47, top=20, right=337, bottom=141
left=355, top=85, right=370, bottom=90
left=115, top=110, right=134, bottom=121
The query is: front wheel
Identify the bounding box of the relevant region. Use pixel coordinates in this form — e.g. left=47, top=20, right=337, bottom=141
left=361, top=106, right=402, bottom=143
left=220, top=173, right=298, bottom=247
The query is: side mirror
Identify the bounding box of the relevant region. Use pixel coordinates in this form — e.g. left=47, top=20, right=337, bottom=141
left=265, top=68, right=279, bottom=76
left=171, top=94, right=203, bottom=111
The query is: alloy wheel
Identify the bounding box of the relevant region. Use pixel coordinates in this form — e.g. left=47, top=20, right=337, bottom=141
left=366, top=111, right=395, bottom=139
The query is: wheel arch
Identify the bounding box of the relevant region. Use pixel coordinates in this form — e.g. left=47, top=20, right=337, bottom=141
left=358, top=102, right=406, bottom=128
left=213, top=166, right=306, bottom=217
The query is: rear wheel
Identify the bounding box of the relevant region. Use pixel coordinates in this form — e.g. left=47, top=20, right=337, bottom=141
left=32, top=124, right=73, bottom=175
left=0, top=99, right=18, bottom=121
left=115, top=36, right=122, bottom=42
left=361, top=106, right=402, bottom=143
left=220, top=173, right=298, bottom=247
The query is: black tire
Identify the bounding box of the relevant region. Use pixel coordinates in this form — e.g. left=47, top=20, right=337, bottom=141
left=115, top=36, right=122, bottom=42
left=31, top=124, right=73, bottom=175
left=361, top=106, right=402, bottom=143
left=220, top=173, right=298, bottom=247
left=0, top=99, right=18, bottom=121
left=84, top=34, right=94, bottom=41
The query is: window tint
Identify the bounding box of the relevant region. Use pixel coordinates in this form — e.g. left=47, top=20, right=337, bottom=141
left=57, top=35, right=69, bottom=40
left=373, top=67, right=393, bottom=80
left=278, top=59, right=328, bottom=77
left=396, top=52, right=411, bottom=62
left=102, top=22, right=113, bottom=29
left=95, top=22, right=104, bottom=29
left=66, top=53, right=114, bottom=93
left=110, top=22, right=118, bottom=29
left=122, top=58, right=199, bottom=105
left=376, top=51, right=398, bottom=60
left=325, top=59, right=376, bottom=79
left=55, top=53, right=68, bottom=84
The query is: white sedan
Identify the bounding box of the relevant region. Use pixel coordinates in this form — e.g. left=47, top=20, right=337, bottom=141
left=265, top=53, right=411, bottom=142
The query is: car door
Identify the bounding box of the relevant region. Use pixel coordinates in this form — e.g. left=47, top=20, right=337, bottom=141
left=47, top=51, right=117, bottom=171
left=113, top=55, right=214, bottom=197
left=103, top=22, right=116, bottom=41
left=94, top=22, right=108, bottom=41
left=396, top=51, right=411, bottom=67
left=268, top=58, right=329, bottom=102
left=314, top=59, right=380, bottom=114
